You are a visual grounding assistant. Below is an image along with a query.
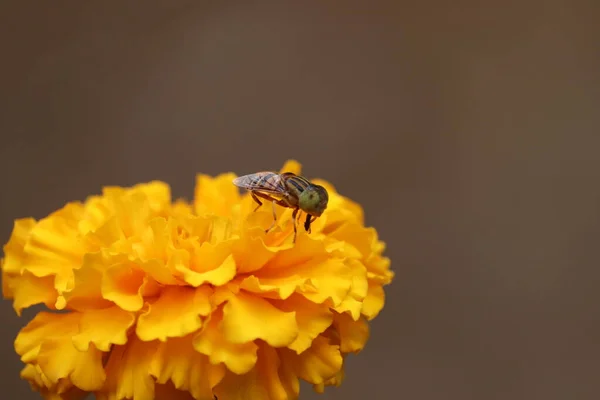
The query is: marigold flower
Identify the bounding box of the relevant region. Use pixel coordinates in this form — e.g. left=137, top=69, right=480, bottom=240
left=1, top=160, right=393, bottom=400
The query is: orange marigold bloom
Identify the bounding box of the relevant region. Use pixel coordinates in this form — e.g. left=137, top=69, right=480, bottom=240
left=1, top=160, right=393, bottom=400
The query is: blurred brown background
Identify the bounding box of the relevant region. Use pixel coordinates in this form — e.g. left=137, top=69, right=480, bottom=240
left=1, top=1, right=599, bottom=399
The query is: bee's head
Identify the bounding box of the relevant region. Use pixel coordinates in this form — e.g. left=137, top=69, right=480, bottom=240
left=298, top=184, right=329, bottom=216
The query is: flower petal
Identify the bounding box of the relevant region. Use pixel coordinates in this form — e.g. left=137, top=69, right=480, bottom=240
left=221, top=291, right=298, bottom=347
left=15, top=312, right=81, bottom=364
left=361, top=283, right=386, bottom=320
left=150, top=334, right=225, bottom=400
left=136, top=286, right=212, bottom=342
left=271, top=294, right=333, bottom=354
left=64, top=252, right=114, bottom=311
left=2, top=217, right=36, bottom=274
left=193, top=307, right=258, bottom=375
left=177, top=253, right=236, bottom=287
left=232, top=228, right=280, bottom=274
left=215, top=344, right=289, bottom=400
left=333, top=312, right=370, bottom=353
left=154, top=382, right=197, bottom=400
left=332, top=259, right=369, bottom=320
left=279, top=336, right=342, bottom=385
left=99, top=336, right=158, bottom=400
left=37, top=337, right=106, bottom=391
left=7, top=271, right=57, bottom=316
left=72, top=306, right=136, bottom=352
left=194, top=173, right=241, bottom=217
left=279, top=159, right=302, bottom=175
left=20, top=364, right=88, bottom=400
left=101, top=259, right=159, bottom=312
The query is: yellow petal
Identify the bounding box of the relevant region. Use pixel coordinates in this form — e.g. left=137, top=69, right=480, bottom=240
left=279, top=335, right=342, bottom=385
left=154, top=382, right=197, bottom=400
left=15, top=312, right=81, bottom=364
left=333, top=312, right=370, bottom=353
left=20, top=364, right=88, bottom=400
left=232, top=228, right=280, bottom=274
left=72, top=306, right=136, bottom=352
left=101, top=260, right=159, bottom=312
left=150, top=334, right=225, bottom=400
left=214, top=344, right=289, bottom=400
left=2, top=217, right=36, bottom=274
left=100, top=336, right=158, bottom=400
left=279, top=159, right=302, bottom=175
left=238, top=274, right=315, bottom=300
left=23, top=203, right=84, bottom=277
left=361, top=283, right=386, bottom=320
left=8, top=271, right=57, bottom=316
left=332, top=259, right=368, bottom=321
left=132, top=181, right=172, bottom=215
left=194, top=173, right=241, bottom=217
left=192, top=307, right=258, bottom=375
left=37, top=337, right=106, bottom=391
left=177, top=253, right=236, bottom=287
left=221, top=291, right=298, bottom=347
left=136, top=286, right=212, bottom=342
left=271, top=294, right=333, bottom=354
left=64, top=252, right=114, bottom=311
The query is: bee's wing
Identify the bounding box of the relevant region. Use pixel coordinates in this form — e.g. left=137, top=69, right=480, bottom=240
left=233, top=172, right=287, bottom=195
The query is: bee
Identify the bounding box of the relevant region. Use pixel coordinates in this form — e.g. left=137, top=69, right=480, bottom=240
left=233, top=171, right=329, bottom=242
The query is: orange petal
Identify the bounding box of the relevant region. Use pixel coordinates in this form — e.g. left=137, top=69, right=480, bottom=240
left=7, top=271, right=57, bottom=316
left=333, top=312, right=370, bottom=353
left=177, top=252, right=236, bottom=288
left=215, top=343, right=290, bottom=400
left=37, top=337, right=106, bottom=391
left=150, top=334, right=225, bottom=400
left=279, top=159, right=302, bottom=175
left=15, top=312, right=81, bottom=364
left=192, top=307, right=258, bottom=375
left=64, top=252, right=114, bottom=311
left=154, top=381, right=197, bottom=400
left=2, top=217, right=36, bottom=274
left=332, top=259, right=368, bottom=321
left=271, top=294, right=333, bottom=354
left=72, top=306, right=136, bottom=352
left=194, top=173, right=241, bottom=217
left=279, top=336, right=342, bottom=385
left=221, top=291, right=298, bottom=347
left=136, top=286, right=212, bottom=342
left=99, top=336, right=158, bottom=400
left=101, top=259, right=159, bottom=312
left=361, top=283, right=386, bottom=320
left=232, top=228, right=281, bottom=274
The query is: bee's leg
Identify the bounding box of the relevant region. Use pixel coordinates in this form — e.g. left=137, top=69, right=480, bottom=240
left=291, top=208, right=299, bottom=243
left=304, top=213, right=312, bottom=234
left=251, top=192, right=263, bottom=212
left=265, top=200, right=278, bottom=233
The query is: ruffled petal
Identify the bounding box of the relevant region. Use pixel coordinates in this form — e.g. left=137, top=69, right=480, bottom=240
left=20, top=364, right=88, bottom=400
left=37, top=337, right=106, bottom=391
left=64, top=252, right=114, bottom=310
left=98, top=336, right=158, bottom=400
left=2, top=217, right=36, bottom=274
left=333, top=312, right=370, bottom=353
left=221, top=291, right=298, bottom=347
left=271, top=294, right=333, bottom=354
left=176, top=252, right=236, bottom=287
left=15, top=312, right=81, bottom=364
left=192, top=308, right=258, bottom=375
left=150, top=334, right=225, bottom=400
left=136, top=286, right=212, bottom=342
left=72, top=306, right=136, bottom=352
left=194, top=173, right=241, bottom=217
left=101, top=259, right=160, bottom=312
left=215, top=344, right=290, bottom=400
left=332, top=259, right=369, bottom=320
left=279, top=336, right=342, bottom=385
left=7, top=271, right=57, bottom=315
left=361, top=283, right=386, bottom=320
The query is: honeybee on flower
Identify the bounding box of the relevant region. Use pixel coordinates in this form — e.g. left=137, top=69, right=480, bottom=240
left=233, top=170, right=329, bottom=243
